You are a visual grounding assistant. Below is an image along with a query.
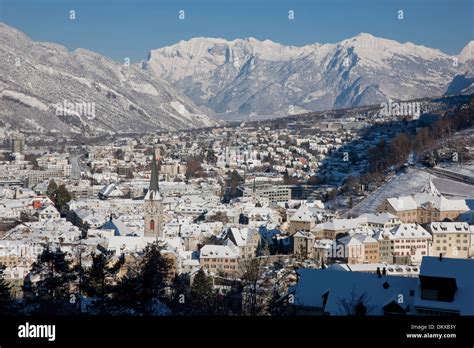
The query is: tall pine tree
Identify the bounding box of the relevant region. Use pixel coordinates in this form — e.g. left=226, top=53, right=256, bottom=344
left=23, top=245, right=77, bottom=314
left=169, top=273, right=191, bottom=315
left=0, top=263, right=13, bottom=315
left=139, top=243, right=173, bottom=315
left=82, top=251, right=124, bottom=315
left=112, top=242, right=173, bottom=315
left=190, top=268, right=215, bottom=315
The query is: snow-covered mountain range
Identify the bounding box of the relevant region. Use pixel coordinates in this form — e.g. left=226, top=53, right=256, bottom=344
left=1, top=21, right=472, bottom=134
left=0, top=23, right=217, bottom=135
left=146, top=34, right=474, bottom=120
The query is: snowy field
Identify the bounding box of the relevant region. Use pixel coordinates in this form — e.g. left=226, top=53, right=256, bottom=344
left=346, top=166, right=474, bottom=216
left=431, top=177, right=474, bottom=198
left=435, top=162, right=474, bottom=179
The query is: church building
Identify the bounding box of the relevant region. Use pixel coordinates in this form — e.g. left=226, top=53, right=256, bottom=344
left=144, top=154, right=163, bottom=239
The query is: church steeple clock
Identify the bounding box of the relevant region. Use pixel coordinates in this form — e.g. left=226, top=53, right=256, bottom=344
left=144, top=153, right=163, bottom=239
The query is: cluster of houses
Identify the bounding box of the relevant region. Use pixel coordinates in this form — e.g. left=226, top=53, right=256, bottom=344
left=0, top=124, right=473, bottom=315
left=289, top=192, right=472, bottom=266
left=1, top=167, right=472, bottom=288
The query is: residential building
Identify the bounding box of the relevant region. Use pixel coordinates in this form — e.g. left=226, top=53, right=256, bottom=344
left=353, top=234, right=380, bottom=263
left=224, top=226, right=260, bottom=259
left=427, top=222, right=473, bottom=259
left=286, top=268, right=417, bottom=315
left=241, top=184, right=291, bottom=203
left=391, top=224, right=432, bottom=264
left=378, top=193, right=469, bottom=224
left=37, top=205, right=60, bottom=222
left=199, top=244, right=239, bottom=275
left=289, top=203, right=315, bottom=234
left=359, top=212, right=401, bottom=228
left=286, top=256, right=474, bottom=316
left=378, top=196, right=418, bottom=223
left=292, top=231, right=315, bottom=258
left=317, top=217, right=366, bottom=239
left=335, top=235, right=365, bottom=264
left=414, top=256, right=474, bottom=315
left=373, top=228, right=395, bottom=264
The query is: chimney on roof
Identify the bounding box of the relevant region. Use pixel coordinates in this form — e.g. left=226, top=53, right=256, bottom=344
left=382, top=267, right=386, bottom=275
left=376, top=267, right=381, bottom=278
left=439, top=253, right=443, bottom=261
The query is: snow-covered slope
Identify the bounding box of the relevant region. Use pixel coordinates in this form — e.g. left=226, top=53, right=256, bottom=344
left=0, top=23, right=217, bottom=135
left=147, top=34, right=474, bottom=120
left=445, top=72, right=474, bottom=95
left=445, top=41, right=474, bottom=95
left=458, top=41, right=474, bottom=63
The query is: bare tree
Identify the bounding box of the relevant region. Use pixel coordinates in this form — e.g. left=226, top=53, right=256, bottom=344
left=239, top=257, right=270, bottom=316
left=337, top=287, right=375, bottom=316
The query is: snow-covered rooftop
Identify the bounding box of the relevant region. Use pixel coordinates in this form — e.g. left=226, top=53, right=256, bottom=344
left=290, top=204, right=314, bottom=222
left=289, top=268, right=417, bottom=315
left=415, top=256, right=474, bottom=315
left=199, top=244, right=238, bottom=259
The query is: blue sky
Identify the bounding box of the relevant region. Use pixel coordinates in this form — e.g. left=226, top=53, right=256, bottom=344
left=0, top=0, right=472, bottom=62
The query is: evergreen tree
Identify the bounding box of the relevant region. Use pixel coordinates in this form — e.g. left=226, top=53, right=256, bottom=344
left=190, top=268, right=215, bottom=315
left=206, top=149, right=217, bottom=163
left=46, top=180, right=71, bottom=214
left=283, top=169, right=290, bottom=185
left=0, top=263, right=13, bottom=314
left=262, top=244, right=271, bottom=257
left=256, top=243, right=271, bottom=257
left=108, top=265, right=142, bottom=315
left=229, top=169, right=243, bottom=196
left=139, top=243, right=173, bottom=314
left=23, top=246, right=77, bottom=314
left=55, top=184, right=72, bottom=213
left=114, top=148, right=125, bottom=160
left=82, top=251, right=124, bottom=315
left=112, top=242, right=173, bottom=315
left=46, top=180, right=58, bottom=201
left=169, top=273, right=191, bottom=315
left=20, top=210, right=31, bottom=222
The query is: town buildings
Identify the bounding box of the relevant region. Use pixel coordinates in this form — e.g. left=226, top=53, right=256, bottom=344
left=0, top=118, right=472, bottom=316
left=427, top=222, right=474, bottom=258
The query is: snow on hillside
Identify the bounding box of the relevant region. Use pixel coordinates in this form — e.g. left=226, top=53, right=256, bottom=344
left=347, top=167, right=474, bottom=216
left=1, top=90, right=49, bottom=112
left=458, top=41, right=474, bottom=63
left=0, top=22, right=217, bottom=135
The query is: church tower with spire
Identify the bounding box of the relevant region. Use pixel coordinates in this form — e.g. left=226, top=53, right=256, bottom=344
left=144, top=153, right=163, bottom=239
